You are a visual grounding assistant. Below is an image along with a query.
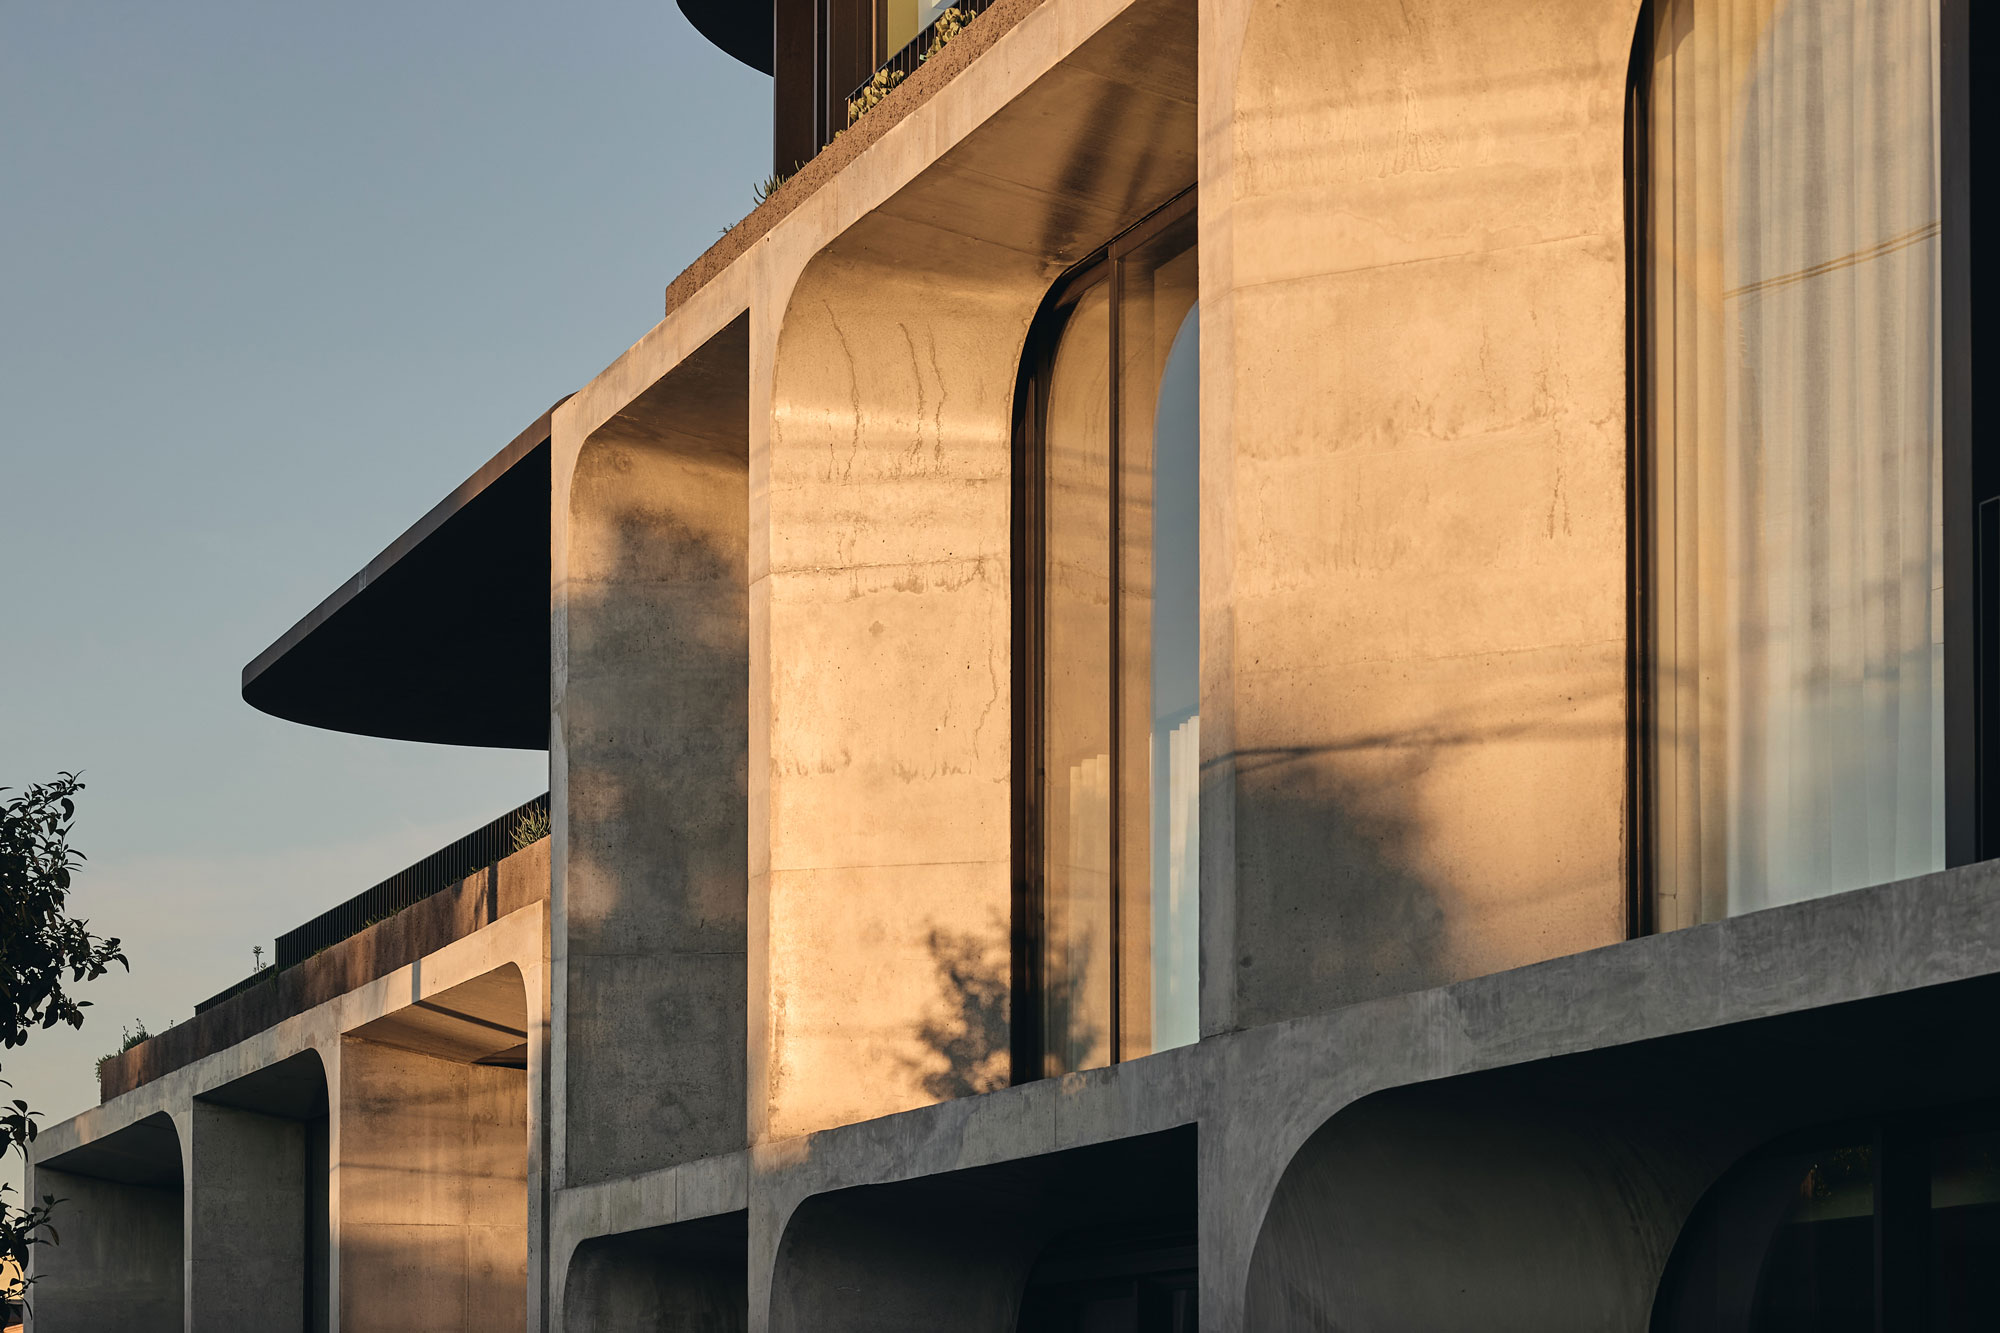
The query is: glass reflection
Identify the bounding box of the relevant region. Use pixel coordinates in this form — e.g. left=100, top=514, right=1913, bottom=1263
left=1041, top=278, right=1114, bottom=1076
left=1033, top=198, right=1198, bottom=1075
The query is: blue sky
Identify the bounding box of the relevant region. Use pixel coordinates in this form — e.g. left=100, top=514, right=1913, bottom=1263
left=1, top=0, right=768, bottom=1188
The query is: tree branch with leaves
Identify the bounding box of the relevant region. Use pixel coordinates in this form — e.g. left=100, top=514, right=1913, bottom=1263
left=1, top=774, right=125, bottom=1305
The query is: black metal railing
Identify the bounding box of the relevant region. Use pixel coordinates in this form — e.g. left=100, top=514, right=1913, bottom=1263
left=842, top=0, right=995, bottom=128
left=270, top=792, right=551, bottom=970
left=193, top=967, right=275, bottom=1015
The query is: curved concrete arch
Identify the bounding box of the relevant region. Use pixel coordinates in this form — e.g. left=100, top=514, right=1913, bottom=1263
left=1242, top=1084, right=1712, bottom=1332
left=29, top=1110, right=186, bottom=1332
left=766, top=1127, right=1196, bottom=1333
left=1203, top=0, right=1645, bottom=1037
left=562, top=1210, right=749, bottom=1331
left=1233, top=970, right=2000, bottom=1331
left=757, top=0, right=1198, bottom=1141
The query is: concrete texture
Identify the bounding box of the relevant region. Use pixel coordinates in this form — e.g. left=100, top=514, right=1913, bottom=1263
left=768, top=1128, right=1195, bottom=1333
left=35, top=0, right=2000, bottom=1328
left=555, top=312, right=750, bottom=1187
left=32, top=903, right=546, bottom=1332
left=336, top=1036, right=529, bottom=1333
left=753, top=0, right=1197, bottom=1144
left=26, top=1115, right=183, bottom=1333
left=1198, top=0, right=1641, bottom=1034
left=562, top=1211, right=747, bottom=1332
left=188, top=1099, right=309, bottom=1331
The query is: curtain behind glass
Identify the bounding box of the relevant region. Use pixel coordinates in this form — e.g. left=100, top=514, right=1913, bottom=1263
left=1116, top=217, right=1200, bottom=1058
left=1645, top=0, right=1943, bottom=926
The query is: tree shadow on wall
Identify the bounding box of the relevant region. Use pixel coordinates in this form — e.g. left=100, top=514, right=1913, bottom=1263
left=1231, top=677, right=1624, bottom=1026
left=902, top=924, right=1011, bottom=1100
left=902, top=918, right=1108, bottom=1098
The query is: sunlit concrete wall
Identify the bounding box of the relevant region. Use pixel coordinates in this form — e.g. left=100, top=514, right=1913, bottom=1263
left=1197, top=0, right=1641, bottom=1032
left=753, top=0, right=1197, bottom=1143
left=334, top=1038, right=529, bottom=1333
left=557, top=0, right=1637, bottom=1152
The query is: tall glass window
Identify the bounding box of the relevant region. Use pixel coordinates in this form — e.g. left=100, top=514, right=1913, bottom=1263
left=1019, top=193, right=1199, bottom=1077
left=1637, top=0, right=1945, bottom=927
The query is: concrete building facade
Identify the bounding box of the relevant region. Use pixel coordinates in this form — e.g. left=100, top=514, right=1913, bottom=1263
left=30, top=0, right=1998, bottom=1327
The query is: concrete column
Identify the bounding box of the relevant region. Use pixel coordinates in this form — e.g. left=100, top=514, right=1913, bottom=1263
left=335, top=1037, right=527, bottom=1333
left=186, top=1099, right=307, bottom=1331
left=1200, top=0, right=1639, bottom=1032
left=753, top=0, right=1199, bottom=1140
left=556, top=313, right=750, bottom=1187
left=24, top=1166, right=183, bottom=1333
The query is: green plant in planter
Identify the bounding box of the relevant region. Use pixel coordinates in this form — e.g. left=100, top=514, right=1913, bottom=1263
left=93, top=1019, right=155, bottom=1078
left=846, top=65, right=907, bottom=128
left=922, top=7, right=972, bottom=59
left=511, top=805, right=552, bottom=852
left=843, top=8, right=975, bottom=130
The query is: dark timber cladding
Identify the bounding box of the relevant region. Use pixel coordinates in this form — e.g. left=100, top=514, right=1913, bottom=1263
left=240, top=403, right=564, bottom=750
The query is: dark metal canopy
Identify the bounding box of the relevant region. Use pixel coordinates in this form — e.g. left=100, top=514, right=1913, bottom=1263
left=678, top=0, right=773, bottom=73
left=241, top=405, right=562, bottom=751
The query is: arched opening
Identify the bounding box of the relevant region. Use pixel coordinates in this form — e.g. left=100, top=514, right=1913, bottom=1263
left=768, top=1126, right=1196, bottom=1333
left=1651, top=1105, right=2000, bottom=1331
left=191, top=1049, right=332, bottom=1332
left=562, top=1209, right=748, bottom=1331
left=1244, top=973, right=2000, bottom=1330
left=27, top=1111, right=184, bottom=1332
left=338, top=962, right=531, bottom=1333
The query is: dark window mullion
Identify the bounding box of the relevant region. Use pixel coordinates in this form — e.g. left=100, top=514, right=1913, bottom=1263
left=1107, top=251, right=1125, bottom=1066
left=1941, top=0, right=1982, bottom=864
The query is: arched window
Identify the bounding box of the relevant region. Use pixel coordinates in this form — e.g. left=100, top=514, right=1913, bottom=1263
left=1652, top=1108, right=2000, bottom=1329
left=1014, top=191, right=1199, bottom=1079
left=1630, top=0, right=1969, bottom=929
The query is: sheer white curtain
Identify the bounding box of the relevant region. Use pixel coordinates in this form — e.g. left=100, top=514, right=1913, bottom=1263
left=1644, top=0, right=1944, bottom=926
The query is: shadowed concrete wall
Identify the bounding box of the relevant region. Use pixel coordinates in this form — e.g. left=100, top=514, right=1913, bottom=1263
left=188, top=1047, right=331, bottom=1332
left=26, top=1113, right=183, bottom=1333
left=757, top=0, right=1197, bottom=1142
left=189, top=1100, right=308, bottom=1330
left=336, top=1036, right=528, bottom=1333
left=558, top=313, right=750, bottom=1186
left=1199, top=0, right=1641, bottom=1034
left=563, top=1211, right=748, bottom=1331
left=767, top=1127, right=1195, bottom=1332
left=1240, top=972, right=2000, bottom=1331
left=1245, top=1093, right=1708, bottom=1331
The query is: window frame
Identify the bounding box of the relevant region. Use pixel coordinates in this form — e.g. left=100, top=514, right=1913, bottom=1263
left=1011, top=187, right=1198, bottom=1085
left=1623, top=0, right=1985, bottom=935
left=1649, top=1101, right=2000, bottom=1330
